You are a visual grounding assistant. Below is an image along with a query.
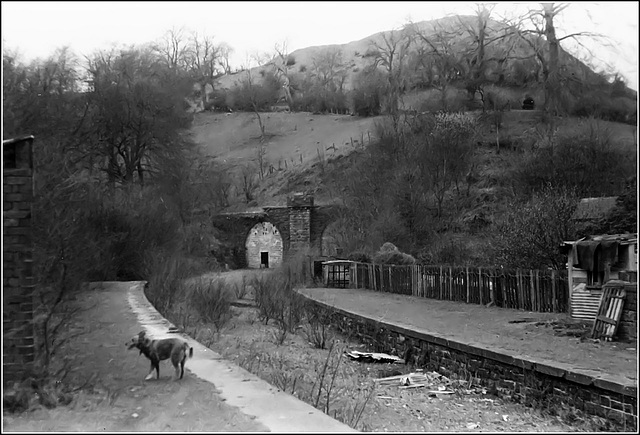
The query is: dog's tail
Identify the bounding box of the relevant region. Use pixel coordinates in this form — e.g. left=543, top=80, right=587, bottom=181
left=184, top=342, right=193, bottom=359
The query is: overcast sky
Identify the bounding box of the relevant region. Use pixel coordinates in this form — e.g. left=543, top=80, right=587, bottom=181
left=2, top=1, right=638, bottom=89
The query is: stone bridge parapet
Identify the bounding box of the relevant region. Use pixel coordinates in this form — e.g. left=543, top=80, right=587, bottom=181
left=211, top=193, right=342, bottom=269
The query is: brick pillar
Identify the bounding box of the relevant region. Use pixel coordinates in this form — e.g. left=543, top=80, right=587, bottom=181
left=288, top=193, right=313, bottom=253
left=3, top=135, right=36, bottom=384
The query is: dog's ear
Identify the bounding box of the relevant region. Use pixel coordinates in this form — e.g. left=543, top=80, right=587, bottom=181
left=138, top=331, right=146, bottom=341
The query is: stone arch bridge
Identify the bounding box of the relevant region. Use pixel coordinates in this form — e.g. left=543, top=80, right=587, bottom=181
left=211, top=193, right=343, bottom=269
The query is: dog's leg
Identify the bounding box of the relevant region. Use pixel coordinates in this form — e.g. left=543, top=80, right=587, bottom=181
left=145, top=359, right=160, bottom=381
left=180, top=356, right=186, bottom=379
left=145, top=360, right=155, bottom=381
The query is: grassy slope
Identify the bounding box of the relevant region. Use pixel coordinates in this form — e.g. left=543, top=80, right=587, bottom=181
left=189, top=110, right=383, bottom=207
left=189, top=107, right=636, bottom=206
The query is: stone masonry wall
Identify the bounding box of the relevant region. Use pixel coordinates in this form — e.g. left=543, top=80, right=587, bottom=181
left=618, top=283, right=637, bottom=341
left=303, top=298, right=638, bottom=431
left=3, top=136, right=36, bottom=384
left=289, top=207, right=311, bottom=252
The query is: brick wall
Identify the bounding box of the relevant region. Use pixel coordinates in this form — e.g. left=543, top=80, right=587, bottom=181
left=3, top=136, right=36, bottom=384
left=303, top=298, right=638, bottom=430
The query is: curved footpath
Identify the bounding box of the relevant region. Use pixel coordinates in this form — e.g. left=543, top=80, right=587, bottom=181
left=126, top=281, right=357, bottom=433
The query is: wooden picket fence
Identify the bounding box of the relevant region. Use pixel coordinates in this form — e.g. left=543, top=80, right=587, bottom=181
left=338, top=262, right=569, bottom=313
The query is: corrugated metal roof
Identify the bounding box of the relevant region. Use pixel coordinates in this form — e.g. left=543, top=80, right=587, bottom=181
left=322, top=260, right=354, bottom=265
left=2, top=135, right=34, bottom=146
left=563, top=233, right=637, bottom=246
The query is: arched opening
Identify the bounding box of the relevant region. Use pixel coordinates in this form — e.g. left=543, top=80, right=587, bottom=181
left=245, top=222, right=283, bottom=269
left=321, top=219, right=348, bottom=258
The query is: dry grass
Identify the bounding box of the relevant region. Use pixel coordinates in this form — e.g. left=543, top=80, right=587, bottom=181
left=159, top=270, right=620, bottom=432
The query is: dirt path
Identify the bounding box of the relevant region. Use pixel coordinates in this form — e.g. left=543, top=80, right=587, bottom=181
left=2, top=282, right=268, bottom=432
left=297, top=287, right=637, bottom=386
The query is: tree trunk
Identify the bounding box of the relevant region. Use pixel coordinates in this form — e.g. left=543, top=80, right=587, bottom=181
left=543, top=3, right=560, bottom=115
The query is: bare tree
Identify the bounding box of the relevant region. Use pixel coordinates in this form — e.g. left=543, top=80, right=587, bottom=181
left=153, top=26, right=190, bottom=70
left=85, top=46, right=191, bottom=186
left=186, top=31, right=221, bottom=107
left=307, top=46, right=350, bottom=113
left=239, top=52, right=274, bottom=141
left=240, top=165, right=258, bottom=203
left=509, top=2, right=601, bottom=115
left=217, top=42, right=235, bottom=75
left=408, top=20, right=466, bottom=111
left=366, top=28, right=414, bottom=122
left=273, top=41, right=294, bottom=108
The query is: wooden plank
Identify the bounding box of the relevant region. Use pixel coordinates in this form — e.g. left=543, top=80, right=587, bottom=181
left=516, top=269, right=522, bottom=310
left=530, top=270, right=535, bottom=312
left=596, top=315, right=617, bottom=325
left=478, top=267, right=483, bottom=305
left=591, top=287, right=626, bottom=340
left=552, top=270, right=557, bottom=313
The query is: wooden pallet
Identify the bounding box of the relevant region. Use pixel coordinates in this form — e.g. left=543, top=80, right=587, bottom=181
left=591, top=286, right=626, bottom=341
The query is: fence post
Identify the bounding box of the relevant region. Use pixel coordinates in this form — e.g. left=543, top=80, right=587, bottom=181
left=552, top=269, right=558, bottom=312
left=529, top=270, right=536, bottom=311
left=449, top=266, right=453, bottom=300
left=478, top=267, right=483, bottom=305
left=490, top=269, right=496, bottom=306
left=439, top=266, right=443, bottom=300
left=411, top=265, right=416, bottom=296
left=466, top=267, right=470, bottom=303
left=516, top=269, right=522, bottom=310
left=353, top=262, right=358, bottom=289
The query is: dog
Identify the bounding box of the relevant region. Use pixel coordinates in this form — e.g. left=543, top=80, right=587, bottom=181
left=127, top=331, right=193, bottom=381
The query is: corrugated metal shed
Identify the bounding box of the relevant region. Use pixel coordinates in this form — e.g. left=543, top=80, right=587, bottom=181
left=570, top=284, right=604, bottom=320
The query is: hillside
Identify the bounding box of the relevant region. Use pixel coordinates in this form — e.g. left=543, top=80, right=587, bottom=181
left=191, top=12, right=637, bottom=263
left=190, top=108, right=637, bottom=209
left=213, top=15, right=617, bottom=96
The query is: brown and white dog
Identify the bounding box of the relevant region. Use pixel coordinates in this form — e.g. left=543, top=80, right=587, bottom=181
left=127, top=331, right=193, bottom=381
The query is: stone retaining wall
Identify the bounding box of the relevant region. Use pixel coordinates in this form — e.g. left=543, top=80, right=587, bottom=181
left=303, top=298, right=638, bottom=430
left=618, top=283, right=637, bottom=341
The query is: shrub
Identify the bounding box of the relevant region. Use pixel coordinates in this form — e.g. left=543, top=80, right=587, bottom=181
left=346, top=250, right=371, bottom=263
left=252, top=253, right=310, bottom=344
left=351, top=67, right=386, bottom=117
left=188, top=278, right=233, bottom=332
left=372, top=242, right=416, bottom=265
left=302, top=302, right=334, bottom=349
left=143, top=250, right=205, bottom=314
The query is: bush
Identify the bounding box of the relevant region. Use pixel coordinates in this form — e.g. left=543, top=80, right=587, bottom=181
left=372, top=242, right=416, bottom=265
left=143, top=250, right=207, bottom=314
left=251, top=253, right=310, bottom=344
left=188, top=278, right=233, bottom=332
left=351, top=67, right=386, bottom=117
left=346, top=250, right=372, bottom=263
left=302, top=302, right=334, bottom=349
left=513, top=119, right=634, bottom=197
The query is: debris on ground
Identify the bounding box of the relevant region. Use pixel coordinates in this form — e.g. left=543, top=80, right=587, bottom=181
left=345, top=350, right=404, bottom=364
left=375, top=371, right=429, bottom=386
left=507, top=318, right=537, bottom=324
left=374, top=369, right=490, bottom=398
